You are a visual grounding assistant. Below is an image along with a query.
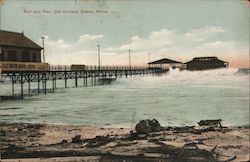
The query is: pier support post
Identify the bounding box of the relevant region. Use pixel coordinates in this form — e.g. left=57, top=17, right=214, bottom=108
left=83, top=72, right=86, bottom=86
left=20, top=73, right=24, bottom=99
left=28, top=80, right=30, bottom=93
left=11, top=80, right=15, bottom=95
left=53, top=72, right=57, bottom=89
left=11, top=74, right=15, bottom=95
left=91, top=74, right=93, bottom=86
left=43, top=73, right=47, bottom=95
left=94, top=72, right=96, bottom=86
left=44, top=80, right=47, bottom=95
left=28, top=73, right=31, bottom=93
left=54, top=78, right=57, bottom=89
left=64, top=71, right=67, bottom=88
left=52, top=72, right=55, bottom=93
left=75, top=72, right=78, bottom=87
left=37, top=73, right=40, bottom=94
left=85, top=76, right=88, bottom=86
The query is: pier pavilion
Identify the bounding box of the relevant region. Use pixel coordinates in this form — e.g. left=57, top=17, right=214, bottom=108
left=185, top=57, right=229, bottom=70
left=0, top=30, right=48, bottom=72
left=148, top=58, right=185, bottom=69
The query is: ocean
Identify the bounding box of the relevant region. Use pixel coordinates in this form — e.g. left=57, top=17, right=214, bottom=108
left=0, top=68, right=249, bottom=128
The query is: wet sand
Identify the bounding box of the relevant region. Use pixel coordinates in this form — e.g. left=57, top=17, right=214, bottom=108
left=0, top=122, right=249, bottom=162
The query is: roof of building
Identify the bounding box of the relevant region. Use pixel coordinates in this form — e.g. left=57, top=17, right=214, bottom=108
left=148, top=58, right=182, bottom=64
left=185, top=56, right=228, bottom=64
left=0, top=30, right=42, bottom=49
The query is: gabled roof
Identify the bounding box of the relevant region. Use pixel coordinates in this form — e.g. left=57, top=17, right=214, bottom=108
left=185, top=57, right=228, bottom=64
left=148, top=58, right=182, bottom=64
left=0, top=30, right=42, bottom=49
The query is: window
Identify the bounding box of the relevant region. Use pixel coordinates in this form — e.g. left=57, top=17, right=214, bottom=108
left=21, top=51, right=30, bottom=62
left=32, top=52, right=40, bottom=62
left=7, top=50, right=17, bottom=61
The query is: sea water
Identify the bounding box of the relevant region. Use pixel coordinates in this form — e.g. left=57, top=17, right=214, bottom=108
left=0, top=68, right=249, bottom=128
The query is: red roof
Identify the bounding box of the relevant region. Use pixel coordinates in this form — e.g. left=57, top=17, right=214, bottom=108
left=0, top=30, right=42, bottom=50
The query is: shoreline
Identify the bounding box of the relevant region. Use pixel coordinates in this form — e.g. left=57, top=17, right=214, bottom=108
left=0, top=120, right=249, bottom=129
left=0, top=121, right=249, bottom=162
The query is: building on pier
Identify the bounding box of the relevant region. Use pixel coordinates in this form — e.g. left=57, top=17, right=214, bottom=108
left=185, top=56, right=228, bottom=70
left=148, top=58, right=185, bottom=69
left=0, top=30, right=48, bottom=72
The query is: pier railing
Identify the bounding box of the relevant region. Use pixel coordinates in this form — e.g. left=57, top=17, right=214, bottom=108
left=48, top=65, right=150, bottom=71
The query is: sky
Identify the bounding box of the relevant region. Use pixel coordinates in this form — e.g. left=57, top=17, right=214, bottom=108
left=0, top=0, right=249, bottom=67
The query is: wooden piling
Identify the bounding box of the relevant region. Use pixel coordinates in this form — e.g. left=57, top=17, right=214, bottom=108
left=94, top=72, right=96, bottom=86
left=64, top=71, right=67, bottom=88
left=37, top=73, right=40, bottom=94
left=11, top=79, right=15, bottom=95
left=52, top=75, right=55, bottom=93
left=20, top=73, right=24, bottom=99
left=75, top=71, right=78, bottom=87
left=28, top=73, right=31, bottom=93
left=43, top=73, right=47, bottom=95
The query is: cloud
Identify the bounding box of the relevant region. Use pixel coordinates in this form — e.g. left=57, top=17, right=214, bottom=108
left=193, top=41, right=235, bottom=55
left=78, top=34, right=104, bottom=43
left=104, top=29, right=175, bottom=52
left=44, top=33, right=103, bottom=52
left=185, top=26, right=225, bottom=42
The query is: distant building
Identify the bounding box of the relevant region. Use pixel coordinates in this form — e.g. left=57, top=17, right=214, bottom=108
left=185, top=57, right=228, bottom=70
left=0, top=30, right=42, bottom=62
left=0, top=30, right=48, bottom=72
left=148, top=58, right=185, bottom=69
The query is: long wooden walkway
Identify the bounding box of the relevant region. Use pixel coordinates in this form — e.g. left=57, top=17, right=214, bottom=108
left=0, top=67, right=167, bottom=99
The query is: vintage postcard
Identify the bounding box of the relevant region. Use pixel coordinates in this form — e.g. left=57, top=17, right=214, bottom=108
left=0, top=0, right=249, bottom=161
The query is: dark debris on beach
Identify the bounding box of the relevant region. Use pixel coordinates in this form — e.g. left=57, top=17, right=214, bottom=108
left=0, top=119, right=248, bottom=162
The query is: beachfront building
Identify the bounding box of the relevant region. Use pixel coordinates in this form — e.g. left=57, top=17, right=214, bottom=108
left=148, top=58, right=185, bottom=69
left=185, top=56, right=228, bottom=70
left=0, top=30, right=48, bottom=72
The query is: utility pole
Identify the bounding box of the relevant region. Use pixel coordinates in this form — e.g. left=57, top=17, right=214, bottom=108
left=148, top=53, right=151, bottom=62
left=128, top=49, right=131, bottom=70
left=98, top=44, right=100, bottom=70
left=41, top=36, right=45, bottom=63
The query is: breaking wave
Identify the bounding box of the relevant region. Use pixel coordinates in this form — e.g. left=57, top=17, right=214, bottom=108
left=167, top=67, right=239, bottom=77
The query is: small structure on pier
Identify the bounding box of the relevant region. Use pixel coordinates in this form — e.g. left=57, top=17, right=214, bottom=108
left=185, top=56, right=228, bottom=70
left=148, top=58, right=184, bottom=69
left=0, top=30, right=48, bottom=72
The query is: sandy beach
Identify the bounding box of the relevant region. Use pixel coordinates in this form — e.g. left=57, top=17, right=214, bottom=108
left=0, top=120, right=249, bottom=162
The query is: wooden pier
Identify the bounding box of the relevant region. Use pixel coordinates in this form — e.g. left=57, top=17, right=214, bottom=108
left=0, top=66, right=167, bottom=100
